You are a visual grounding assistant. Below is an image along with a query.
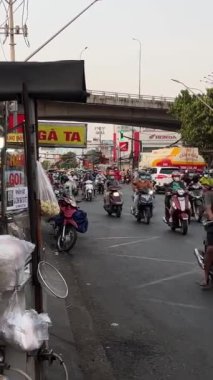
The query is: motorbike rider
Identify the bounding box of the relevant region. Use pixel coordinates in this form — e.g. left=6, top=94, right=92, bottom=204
left=132, top=171, right=153, bottom=215
left=200, top=170, right=213, bottom=187
left=95, top=170, right=106, bottom=183
left=82, top=171, right=95, bottom=198
left=200, top=188, right=213, bottom=288
left=182, top=169, right=191, bottom=186
left=164, top=171, right=185, bottom=222
left=104, top=174, right=120, bottom=206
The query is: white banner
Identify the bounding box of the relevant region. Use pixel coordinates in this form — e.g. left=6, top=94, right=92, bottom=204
left=7, top=186, right=28, bottom=211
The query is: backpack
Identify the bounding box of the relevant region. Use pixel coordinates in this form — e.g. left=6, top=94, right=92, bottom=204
left=73, top=209, right=88, bottom=233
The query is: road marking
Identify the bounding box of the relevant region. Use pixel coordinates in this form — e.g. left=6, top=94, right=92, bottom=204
left=135, top=269, right=197, bottom=289
left=95, top=236, right=143, bottom=240
left=107, top=236, right=160, bottom=249
left=145, top=298, right=206, bottom=310
left=111, top=254, right=193, bottom=265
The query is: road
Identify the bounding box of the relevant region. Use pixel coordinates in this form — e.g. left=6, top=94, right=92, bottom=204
left=46, top=186, right=213, bottom=380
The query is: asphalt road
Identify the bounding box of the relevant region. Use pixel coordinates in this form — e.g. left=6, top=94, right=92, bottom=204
left=47, top=186, right=213, bottom=380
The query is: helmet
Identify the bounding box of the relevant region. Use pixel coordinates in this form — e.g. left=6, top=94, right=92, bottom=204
left=172, top=171, right=181, bottom=181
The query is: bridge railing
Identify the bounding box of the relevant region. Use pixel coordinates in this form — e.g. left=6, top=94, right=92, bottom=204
left=88, top=90, right=174, bottom=103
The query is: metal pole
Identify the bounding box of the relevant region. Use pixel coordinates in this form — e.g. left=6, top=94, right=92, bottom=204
left=8, top=0, right=15, bottom=61
left=80, top=46, right=88, bottom=60
left=25, top=0, right=100, bottom=62
left=133, top=38, right=142, bottom=97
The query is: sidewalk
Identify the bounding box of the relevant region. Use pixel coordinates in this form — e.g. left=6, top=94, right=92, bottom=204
left=44, top=293, right=84, bottom=380
left=42, top=227, right=84, bottom=380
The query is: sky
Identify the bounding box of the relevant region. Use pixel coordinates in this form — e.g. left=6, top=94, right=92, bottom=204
left=1, top=0, right=213, bottom=140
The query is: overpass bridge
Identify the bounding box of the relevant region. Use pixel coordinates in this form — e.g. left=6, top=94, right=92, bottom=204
left=37, top=90, right=180, bottom=132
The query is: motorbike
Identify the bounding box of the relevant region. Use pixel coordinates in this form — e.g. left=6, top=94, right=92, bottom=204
left=50, top=197, right=78, bottom=253
left=194, top=221, right=213, bottom=282
left=133, top=189, right=154, bottom=224
left=125, top=176, right=131, bottom=184
left=165, top=189, right=191, bottom=235
left=96, top=179, right=105, bottom=195
left=85, top=180, right=94, bottom=201
left=188, top=184, right=204, bottom=222
left=104, top=186, right=123, bottom=217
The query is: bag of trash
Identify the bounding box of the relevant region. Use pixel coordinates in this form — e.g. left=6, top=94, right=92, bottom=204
left=0, top=235, right=35, bottom=294
left=37, top=161, right=60, bottom=217
left=0, top=291, right=51, bottom=351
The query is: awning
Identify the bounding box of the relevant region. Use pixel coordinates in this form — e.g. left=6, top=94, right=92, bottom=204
left=0, top=60, right=87, bottom=102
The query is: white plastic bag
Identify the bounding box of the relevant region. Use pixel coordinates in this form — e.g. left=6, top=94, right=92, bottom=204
left=0, top=235, right=35, bottom=293
left=0, top=291, right=51, bottom=351
left=37, top=161, right=59, bottom=217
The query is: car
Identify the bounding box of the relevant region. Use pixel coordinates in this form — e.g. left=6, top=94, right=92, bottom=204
left=150, top=167, right=180, bottom=193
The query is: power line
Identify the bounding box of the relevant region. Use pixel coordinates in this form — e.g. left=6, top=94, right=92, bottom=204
left=0, top=35, right=7, bottom=59
left=0, top=0, right=23, bottom=28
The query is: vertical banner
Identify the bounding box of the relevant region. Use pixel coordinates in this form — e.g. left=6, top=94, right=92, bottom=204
left=113, top=132, right=117, bottom=162
left=134, top=131, right=140, bottom=161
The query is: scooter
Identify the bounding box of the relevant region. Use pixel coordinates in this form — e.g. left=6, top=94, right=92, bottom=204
left=104, top=186, right=123, bottom=217
left=50, top=197, right=78, bottom=253
left=85, top=180, right=94, bottom=201
left=165, top=189, right=191, bottom=235
left=188, top=184, right=204, bottom=222
left=194, top=221, right=213, bottom=282
left=132, top=189, right=154, bottom=224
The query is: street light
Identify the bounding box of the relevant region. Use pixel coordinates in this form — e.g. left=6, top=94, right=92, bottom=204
left=171, top=78, right=213, bottom=112
left=80, top=46, right=88, bottom=60
left=132, top=37, right=142, bottom=98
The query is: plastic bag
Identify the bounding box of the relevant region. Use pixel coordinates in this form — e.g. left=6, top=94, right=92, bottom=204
left=0, top=291, right=51, bottom=351
left=73, top=209, right=88, bottom=233
left=37, top=161, right=59, bottom=217
left=0, top=235, right=35, bottom=294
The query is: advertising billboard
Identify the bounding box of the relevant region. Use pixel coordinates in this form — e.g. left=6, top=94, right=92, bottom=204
left=7, top=122, right=87, bottom=148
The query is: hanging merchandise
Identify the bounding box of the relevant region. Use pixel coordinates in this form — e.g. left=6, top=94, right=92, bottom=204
left=0, top=235, right=35, bottom=294
left=37, top=161, right=60, bottom=217
left=0, top=291, right=51, bottom=352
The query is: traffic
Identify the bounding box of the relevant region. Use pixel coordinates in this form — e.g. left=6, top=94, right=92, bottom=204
left=46, top=166, right=213, bottom=289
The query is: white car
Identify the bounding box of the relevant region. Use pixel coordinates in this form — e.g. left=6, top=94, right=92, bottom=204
left=150, top=167, right=180, bottom=193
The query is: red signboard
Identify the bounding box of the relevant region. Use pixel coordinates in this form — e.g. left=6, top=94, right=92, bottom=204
left=119, top=141, right=129, bottom=152
left=8, top=113, right=25, bottom=132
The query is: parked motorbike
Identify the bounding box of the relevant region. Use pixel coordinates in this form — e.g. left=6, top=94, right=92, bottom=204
left=133, top=189, right=154, bottom=224
left=85, top=180, right=94, bottom=201
left=50, top=197, right=78, bottom=253
left=188, top=184, right=204, bottom=222
left=104, top=186, right=123, bottom=217
left=165, top=189, right=191, bottom=235
left=194, top=221, right=213, bottom=282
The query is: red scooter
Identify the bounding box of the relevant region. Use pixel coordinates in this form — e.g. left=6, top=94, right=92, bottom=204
left=56, top=197, right=78, bottom=252
left=165, top=189, right=191, bottom=235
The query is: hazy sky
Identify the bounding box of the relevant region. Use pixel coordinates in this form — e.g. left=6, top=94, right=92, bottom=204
left=1, top=0, right=213, bottom=98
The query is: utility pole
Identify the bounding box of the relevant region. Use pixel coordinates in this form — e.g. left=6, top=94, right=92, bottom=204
left=8, top=0, right=15, bottom=61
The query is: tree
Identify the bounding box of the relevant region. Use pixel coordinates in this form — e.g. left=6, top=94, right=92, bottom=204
left=54, top=152, right=78, bottom=169
left=170, top=89, right=213, bottom=165
left=85, top=150, right=103, bottom=165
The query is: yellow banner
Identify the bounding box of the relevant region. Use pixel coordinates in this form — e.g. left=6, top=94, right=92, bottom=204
left=7, top=123, right=87, bottom=148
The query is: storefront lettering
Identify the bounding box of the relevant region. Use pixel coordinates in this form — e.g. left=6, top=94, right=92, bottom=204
left=64, top=131, right=81, bottom=142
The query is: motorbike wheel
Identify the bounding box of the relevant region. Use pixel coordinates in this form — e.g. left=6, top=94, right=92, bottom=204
left=137, top=215, right=141, bottom=223
left=194, top=205, right=202, bottom=223
left=116, top=208, right=121, bottom=218
left=181, top=220, right=188, bottom=235
left=88, top=192, right=92, bottom=201
left=107, top=211, right=112, bottom=216
left=57, top=226, right=77, bottom=252
left=144, top=208, right=151, bottom=225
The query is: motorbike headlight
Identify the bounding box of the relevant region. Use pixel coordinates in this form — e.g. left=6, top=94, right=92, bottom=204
left=113, top=192, right=120, bottom=196
left=149, top=190, right=154, bottom=195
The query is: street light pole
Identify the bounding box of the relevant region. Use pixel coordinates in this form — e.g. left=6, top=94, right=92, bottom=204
left=132, top=38, right=142, bottom=97
left=80, top=46, right=88, bottom=60
left=25, top=0, right=101, bottom=62
left=171, top=78, right=213, bottom=112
